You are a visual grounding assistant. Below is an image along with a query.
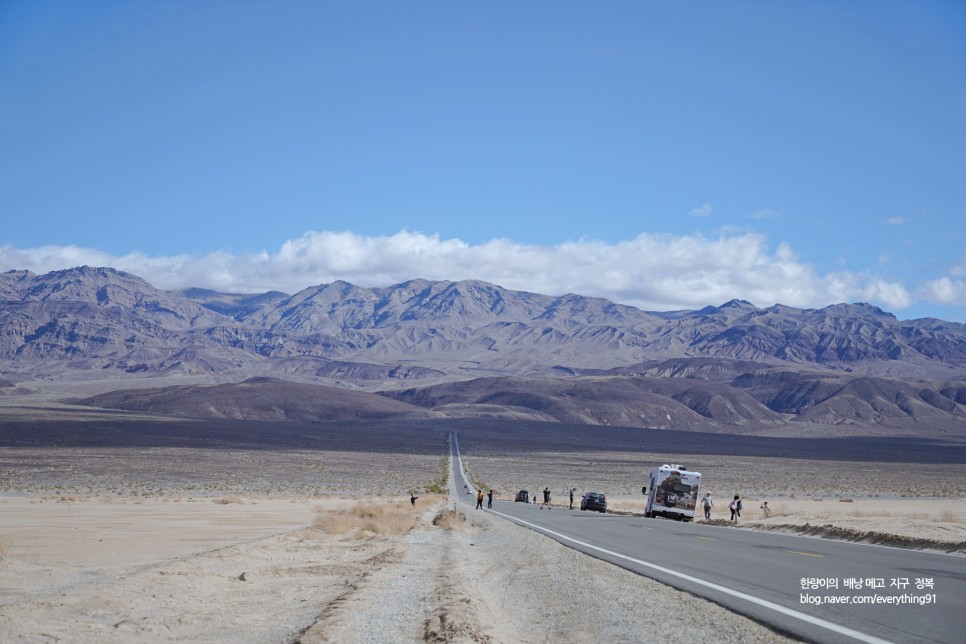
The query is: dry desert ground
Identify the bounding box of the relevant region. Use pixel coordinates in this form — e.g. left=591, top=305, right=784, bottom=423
left=1, top=414, right=964, bottom=641
left=1, top=492, right=793, bottom=643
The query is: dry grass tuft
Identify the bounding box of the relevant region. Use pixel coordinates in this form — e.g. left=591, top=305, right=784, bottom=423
left=768, top=502, right=789, bottom=517
left=844, top=509, right=893, bottom=518
left=313, top=502, right=417, bottom=537
left=937, top=509, right=960, bottom=523
left=212, top=496, right=244, bottom=505
left=432, top=509, right=467, bottom=531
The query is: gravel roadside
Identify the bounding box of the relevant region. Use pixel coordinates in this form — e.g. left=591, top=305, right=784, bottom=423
left=305, top=495, right=794, bottom=643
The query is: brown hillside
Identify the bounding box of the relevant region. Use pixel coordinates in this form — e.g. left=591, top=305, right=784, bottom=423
left=76, top=377, right=431, bottom=423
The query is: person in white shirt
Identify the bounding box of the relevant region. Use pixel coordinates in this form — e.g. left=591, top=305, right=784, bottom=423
left=701, top=492, right=714, bottom=520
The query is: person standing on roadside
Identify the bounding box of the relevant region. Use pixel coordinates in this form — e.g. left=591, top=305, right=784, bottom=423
left=540, top=487, right=552, bottom=509
left=701, top=492, right=713, bottom=520
left=569, top=488, right=576, bottom=509
left=476, top=489, right=484, bottom=510
left=410, top=493, right=419, bottom=507
left=760, top=500, right=770, bottom=518
left=487, top=490, right=493, bottom=509
left=729, top=495, right=740, bottom=522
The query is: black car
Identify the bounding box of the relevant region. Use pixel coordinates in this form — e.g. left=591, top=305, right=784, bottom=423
left=580, top=491, right=607, bottom=512
left=515, top=489, right=530, bottom=503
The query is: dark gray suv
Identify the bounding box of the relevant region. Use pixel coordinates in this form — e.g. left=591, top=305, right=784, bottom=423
left=580, top=492, right=607, bottom=512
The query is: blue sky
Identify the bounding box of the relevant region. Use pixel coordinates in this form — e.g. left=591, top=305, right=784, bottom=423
left=2, top=1, right=965, bottom=319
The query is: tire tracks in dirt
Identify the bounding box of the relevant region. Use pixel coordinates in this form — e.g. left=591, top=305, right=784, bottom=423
left=294, top=546, right=403, bottom=643
left=296, top=504, right=497, bottom=643
left=420, top=525, right=493, bottom=644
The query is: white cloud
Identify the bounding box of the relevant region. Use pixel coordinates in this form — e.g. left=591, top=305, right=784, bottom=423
left=0, top=231, right=925, bottom=312
left=914, top=254, right=966, bottom=308
left=860, top=279, right=914, bottom=310
left=883, top=216, right=909, bottom=226
left=689, top=203, right=713, bottom=217
left=918, top=277, right=966, bottom=305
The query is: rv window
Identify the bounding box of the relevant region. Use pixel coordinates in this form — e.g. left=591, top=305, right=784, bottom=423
left=672, top=483, right=692, bottom=494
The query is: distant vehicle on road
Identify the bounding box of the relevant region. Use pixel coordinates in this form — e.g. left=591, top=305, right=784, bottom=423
left=515, top=489, right=530, bottom=503
left=643, top=464, right=701, bottom=521
left=580, top=491, right=607, bottom=512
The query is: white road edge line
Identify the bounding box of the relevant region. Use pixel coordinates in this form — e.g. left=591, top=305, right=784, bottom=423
left=450, top=430, right=892, bottom=644
left=486, top=508, right=892, bottom=644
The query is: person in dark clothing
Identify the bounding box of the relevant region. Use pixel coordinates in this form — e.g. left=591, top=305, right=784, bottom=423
left=410, top=493, right=418, bottom=507
left=730, top=495, right=741, bottom=522
left=540, top=487, right=552, bottom=509
left=569, top=488, right=576, bottom=510
left=487, top=490, right=493, bottom=509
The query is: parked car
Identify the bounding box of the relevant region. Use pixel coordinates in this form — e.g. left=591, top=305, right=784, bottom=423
left=515, top=489, right=530, bottom=503
left=580, top=491, right=607, bottom=512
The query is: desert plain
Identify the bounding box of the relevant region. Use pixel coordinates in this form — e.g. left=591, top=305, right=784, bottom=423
left=1, top=404, right=965, bottom=642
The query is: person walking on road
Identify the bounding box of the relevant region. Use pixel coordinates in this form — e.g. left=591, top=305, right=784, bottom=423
left=540, top=487, right=552, bottom=509
left=701, top=492, right=713, bottom=520
left=476, top=489, right=484, bottom=510
left=487, top=490, right=493, bottom=509
left=729, top=495, right=740, bottom=522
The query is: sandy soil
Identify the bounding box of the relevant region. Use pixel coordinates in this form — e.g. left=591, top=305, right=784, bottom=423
left=0, top=493, right=791, bottom=643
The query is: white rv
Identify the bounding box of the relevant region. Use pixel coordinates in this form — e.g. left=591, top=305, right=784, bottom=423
left=643, top=464, right=702, bottom=521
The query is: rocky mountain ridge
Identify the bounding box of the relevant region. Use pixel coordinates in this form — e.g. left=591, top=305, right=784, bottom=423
left=5, top=266, right=966, bottom=433
left=2, top=266, right=966, bottom=385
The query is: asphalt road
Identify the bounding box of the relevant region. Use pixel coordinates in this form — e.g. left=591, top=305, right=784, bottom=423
left=449, top=432, right=966, bottom=644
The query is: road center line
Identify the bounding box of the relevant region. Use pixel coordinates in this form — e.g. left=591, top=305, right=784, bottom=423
left=486, top=508, right=891, bottom=644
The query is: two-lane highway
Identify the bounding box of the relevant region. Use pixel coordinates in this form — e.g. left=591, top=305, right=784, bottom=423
left=449, top=432, right=966, bottom=644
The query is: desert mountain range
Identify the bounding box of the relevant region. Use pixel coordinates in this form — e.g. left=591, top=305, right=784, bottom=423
left=3, top=266, right=966, bottom=434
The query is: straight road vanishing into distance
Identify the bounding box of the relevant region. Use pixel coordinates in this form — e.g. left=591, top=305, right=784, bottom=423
left=448, top=432, right=966, bottom=644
